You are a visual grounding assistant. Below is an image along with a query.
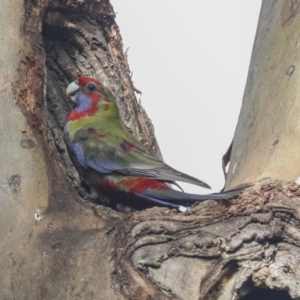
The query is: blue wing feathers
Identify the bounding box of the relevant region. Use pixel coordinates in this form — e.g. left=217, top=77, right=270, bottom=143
left=69, top=143, right=122, bottom=173
left=69, top=142, right=87, bottom=168
left=87, top=158, right=120, bottom=173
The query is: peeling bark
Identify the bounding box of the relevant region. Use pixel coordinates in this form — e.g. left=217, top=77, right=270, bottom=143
left=0, top=0, right=299, bottom=300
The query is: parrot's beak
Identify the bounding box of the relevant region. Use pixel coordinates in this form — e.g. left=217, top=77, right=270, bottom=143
left=66, top=80, right=80, bottom=102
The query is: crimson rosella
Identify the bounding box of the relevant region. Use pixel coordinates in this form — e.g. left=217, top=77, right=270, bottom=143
left=64, top=76, right=244, bottom=212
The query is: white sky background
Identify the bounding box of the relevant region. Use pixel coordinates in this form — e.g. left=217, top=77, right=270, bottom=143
left=111, top=1, right=262, bottom=194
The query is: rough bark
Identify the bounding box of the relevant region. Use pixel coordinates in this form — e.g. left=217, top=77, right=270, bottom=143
left=0, top=0, right=299, bottom=300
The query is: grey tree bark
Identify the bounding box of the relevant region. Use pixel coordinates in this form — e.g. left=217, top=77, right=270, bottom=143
left=0, top=1, right=298, bottom=300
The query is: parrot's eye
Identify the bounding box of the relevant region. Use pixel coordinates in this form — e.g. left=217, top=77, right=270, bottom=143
left=87, top=84, right=96, bottom=92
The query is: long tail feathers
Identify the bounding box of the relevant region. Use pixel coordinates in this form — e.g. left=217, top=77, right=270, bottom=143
left=138, top=183, right=251, bottom=210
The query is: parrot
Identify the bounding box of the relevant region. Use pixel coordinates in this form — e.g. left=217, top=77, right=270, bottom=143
left=63, top=76, right=246, bottom=212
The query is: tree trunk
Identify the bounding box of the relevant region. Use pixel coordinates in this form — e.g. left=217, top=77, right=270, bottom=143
left=226, top=1, right=300, bottom=189
left=1, top=0, right=299, bottom=300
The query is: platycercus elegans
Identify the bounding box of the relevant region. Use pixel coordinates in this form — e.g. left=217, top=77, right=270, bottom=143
left=64, top=76, right=244, bottom=212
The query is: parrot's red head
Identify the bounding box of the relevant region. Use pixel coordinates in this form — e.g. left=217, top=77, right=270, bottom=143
left=66, top=76, right=114, bottom=121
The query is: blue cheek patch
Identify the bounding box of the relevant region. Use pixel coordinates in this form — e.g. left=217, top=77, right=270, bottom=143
left=75, top=92, right=92, bottom=112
